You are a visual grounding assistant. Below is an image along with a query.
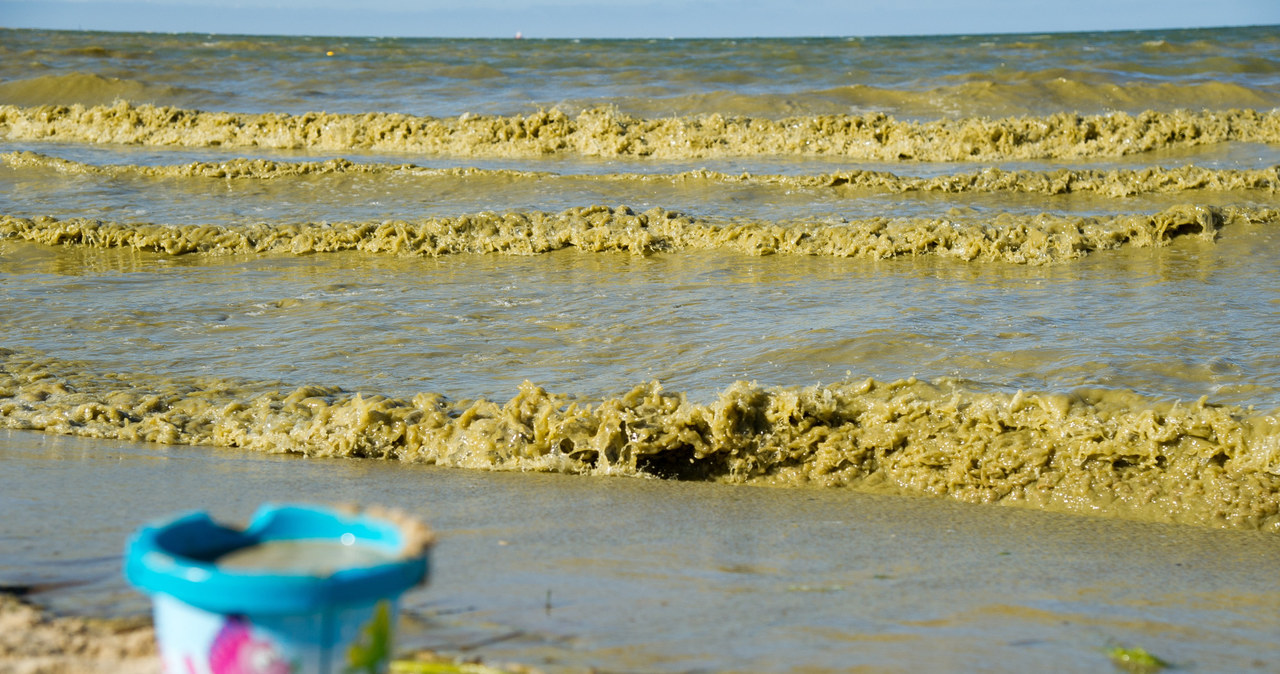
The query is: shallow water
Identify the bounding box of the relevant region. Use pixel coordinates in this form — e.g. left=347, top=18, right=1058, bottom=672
left=3, top=225, right=1279, bottom=408
left=2, top=23, right=1280, bottom=671
left=6, top=429, right=1280, bottom=672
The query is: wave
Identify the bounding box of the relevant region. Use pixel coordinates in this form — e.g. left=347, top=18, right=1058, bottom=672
left=3, top=102, right=1278, bottom=160
left=3, top=347, right=1278, bottom=531
left=53, top=45, right=129, bottom=58
left=1, top=203, right=1259, bottom=265
left=429, top=63, right=507, bottom=80
left=0, top=73, right=214, bottom=108
left=6, top=150, right=1278, bottom=197
left=0, top=150, right=547, bottom=181
left=603, top=79, right=1280, bottom=120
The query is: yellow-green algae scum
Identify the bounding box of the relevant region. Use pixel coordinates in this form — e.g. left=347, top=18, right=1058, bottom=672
left=4, top=102, right=1280, bottom=531
left=3, top=103, right=1279, bottom=161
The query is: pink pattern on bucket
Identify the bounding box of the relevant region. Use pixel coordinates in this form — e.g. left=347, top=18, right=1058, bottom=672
left=208, top=616, right=293, bottom=674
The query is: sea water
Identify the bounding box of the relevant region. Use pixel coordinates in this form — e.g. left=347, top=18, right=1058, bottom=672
left=3, top=25, right=1280, bottom=671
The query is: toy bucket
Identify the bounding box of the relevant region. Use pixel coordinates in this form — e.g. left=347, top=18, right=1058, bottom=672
left=124, top=503, right=432, bottom=674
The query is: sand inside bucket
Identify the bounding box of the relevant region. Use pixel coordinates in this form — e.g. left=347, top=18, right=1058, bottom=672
left=214, top=539, right=401, bottom=576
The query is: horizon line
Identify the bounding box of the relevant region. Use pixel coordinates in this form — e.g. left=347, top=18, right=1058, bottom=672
left=1, top=21, right=1276, bottom=42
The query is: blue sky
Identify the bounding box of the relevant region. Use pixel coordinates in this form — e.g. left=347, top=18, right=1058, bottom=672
left=2, top=0, right=1277, bottom=38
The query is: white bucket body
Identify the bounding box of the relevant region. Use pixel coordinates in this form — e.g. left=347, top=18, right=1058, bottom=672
left=151, top=593, right=400, bottom=674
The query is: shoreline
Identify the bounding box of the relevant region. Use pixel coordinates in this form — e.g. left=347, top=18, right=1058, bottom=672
left=5, top=430, right=1280, bottom=672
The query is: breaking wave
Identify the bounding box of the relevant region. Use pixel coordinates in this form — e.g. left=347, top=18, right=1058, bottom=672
left=3, top=102, right=1278, bottom=160
left=3, top=348, right=1279, bottom=531
left=1, top=203, right=1260, bottom=265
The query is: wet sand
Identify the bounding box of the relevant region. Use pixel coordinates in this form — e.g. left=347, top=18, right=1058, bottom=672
left=4, top=428, right=1280, bottom=672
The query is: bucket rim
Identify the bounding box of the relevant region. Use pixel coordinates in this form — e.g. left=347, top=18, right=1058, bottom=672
left=123, top=503, right=429, bottom=614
